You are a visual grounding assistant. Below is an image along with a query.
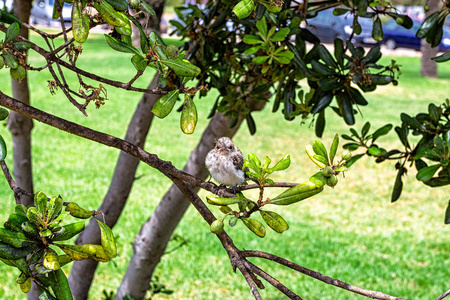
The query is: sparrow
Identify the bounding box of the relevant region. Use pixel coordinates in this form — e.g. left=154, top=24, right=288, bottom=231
left=205, top=137, right=245, bottom=186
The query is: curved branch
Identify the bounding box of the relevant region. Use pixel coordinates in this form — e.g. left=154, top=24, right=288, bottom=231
left=242, top=250, right=411, bottom=300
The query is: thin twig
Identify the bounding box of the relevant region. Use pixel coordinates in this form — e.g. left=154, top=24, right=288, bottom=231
left=244, top=260, right=302, bottom=300
left=0, top=161, right=34, bottom=204
left=242, top=250, right=411, bottom=300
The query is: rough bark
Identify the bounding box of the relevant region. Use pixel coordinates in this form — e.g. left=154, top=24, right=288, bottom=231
left=116, top=100, right=266, bottom=300
left=68, top=75, right=161, bottom=300
left=7, top=0, right=34, bottom=207
left=420, top=0, right=441, bottom=78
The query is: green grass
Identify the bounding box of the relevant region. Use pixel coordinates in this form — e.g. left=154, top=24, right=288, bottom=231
left=0, top=34, right=450, bottom=300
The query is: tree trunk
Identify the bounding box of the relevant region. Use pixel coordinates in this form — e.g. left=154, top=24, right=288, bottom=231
left=68, top=75, right=162, bottom=300
left=420, top=0, right=441, bottom=78
left=69, top=0, right=165, bottom=296
left=7, top=0, right=34, bottom=207
left=116, top=100, right=266, bottom=300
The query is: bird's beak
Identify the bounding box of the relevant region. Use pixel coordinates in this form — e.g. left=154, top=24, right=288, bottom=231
left=218, top=147, right=229, bottom=153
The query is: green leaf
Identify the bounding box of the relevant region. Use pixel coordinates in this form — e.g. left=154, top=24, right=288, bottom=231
left=219, top=206, right=233, bottom=214
left=137, top=0, right=156, bottom=16
left=432, top=51, right=450, bottom=63
left=104, top=34, right=141, bottom=55
left=368, top=146, right=387, bottom=157
left=247, top=152, right=261, bottom=169
left=151, top=90, right=179, bottom=119
left=270, top=181, right=324, bottom=205
left=252, top=56, right=269, bottom=64
left=329, top=134, right=339, bottom=164
left=48, top=269, right=73, bottom=300
left=160, top=59, right=201, bottom=77
left=318, top=44, right=337, bottom=69
left=305, top=144, right=326, bottom=168
left=372, top=17, right=383, bottom=41
left=339, top=92, right=355, bottom=125
left=232, top=0, right=255, bottom=19
left=416, top=164, right=440, bottom=181
left=274, top=50, right=294, bottom=64
left=260, top=211, right=288, bottom=233
left=206, top=196, right=245, bottom=206
left=37, top=286, right=58, bottom=300
left=361, top=122, right=370, bottom=138
left=313, top=140, right=328, bottom=162
left=55, top=244, right=110, bottom=262
left=2, top=50, right=18, bottom=69
left=256, top=16, right=268, bottom=39
left=271, top=27, right=290, bottom=42
left=345, top=153, right=364, bottom=167
left=309, top=171, right=327, bottom=187
left=131, top=54, right=147, bottom=71
left=5, top=22, right=20, bottom=44
left=0, top=135, right=7, bottom=161
left=243, top=46, right=261, bottom=55
left=0, top=242, right=35, bottom=260
left=268, top=154, right=290, bottom=172
left=95, top=219, right=117, bottom=258
left=0, top=228, right=36, bottom=248
left=241, top=218, right=266, bottom=237
left=372, top=124, right=393, bottom=142
left=444, top=200, right=450, bottom=224
left=0, top=108, right=9, bottom=121
left=391, top=166, right=405, bottom=202
left=180, top=95, right=197, bottom=134
left=47, top=196, right=63, bottom=223
left=416, top=11, right=439, bottom=38
left=243, top=34, right=263, bottom=44
left=43, top=248, right=60, bottom=270
left=246, top=113, right=256, bottom=135
left=52, top=221, right=85, bottom=241
left=35, top=191, right=48, bottom=218
left=334, top=38, right=344, bottom=67
left=311, top=60, right=335, bottom=76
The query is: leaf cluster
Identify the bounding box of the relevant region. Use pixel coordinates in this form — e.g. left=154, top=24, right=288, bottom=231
left=0, top=191, right=117, bottom=299
left=342, top=101, right=450, bottom=211
left=0, top=22, right=29, bottom=81
left=170, top=0, right=410, bottom=136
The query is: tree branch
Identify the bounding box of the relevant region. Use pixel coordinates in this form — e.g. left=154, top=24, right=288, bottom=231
left=169, top=175, right=263, bottom=300
left=0, top=160, right=34, bottom=204
left=242, top=250, right=411, bottom=300
left=0, top=91, right=237, bottom=198
left=437, top=289, right=450, bottom=300
left=244, top=260, right=302, bottom=300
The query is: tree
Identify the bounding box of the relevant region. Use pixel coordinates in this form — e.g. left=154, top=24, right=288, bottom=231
left=420, top=0, right=441, bottom=77
left=0, top=0, right=449, bottom=299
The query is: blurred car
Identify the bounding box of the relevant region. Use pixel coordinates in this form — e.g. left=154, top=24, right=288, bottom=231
left=30, top=0, right=71, bottom=26
left=305, top=9, right=378, bottom=46
left=382, top=19, right=450, bottom=52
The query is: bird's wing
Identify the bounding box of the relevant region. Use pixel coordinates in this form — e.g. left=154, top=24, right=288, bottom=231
left=232, top=150, right=244, bottom=171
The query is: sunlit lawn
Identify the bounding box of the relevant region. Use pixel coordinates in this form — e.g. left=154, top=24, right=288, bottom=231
left=0, top=32, right=449, bottom=299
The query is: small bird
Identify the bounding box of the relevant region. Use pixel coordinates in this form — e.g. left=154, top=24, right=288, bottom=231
left=205, top=137, right=245, bottom=186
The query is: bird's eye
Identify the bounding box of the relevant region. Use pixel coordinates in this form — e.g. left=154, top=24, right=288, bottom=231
left=216, top=146, right=220, bottom=150
left=228, top=145, right=233, bottom=150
